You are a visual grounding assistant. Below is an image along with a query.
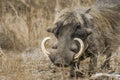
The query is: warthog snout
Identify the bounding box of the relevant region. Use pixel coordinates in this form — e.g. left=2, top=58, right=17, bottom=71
left=41, top=37, right=84, bottom=67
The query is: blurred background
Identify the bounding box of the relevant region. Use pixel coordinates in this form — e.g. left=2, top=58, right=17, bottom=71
left=0, top=0, right=95, bottom=51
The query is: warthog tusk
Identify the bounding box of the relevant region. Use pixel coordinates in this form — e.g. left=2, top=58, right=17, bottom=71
left=41, top=37, right=51, bottom=56
left=74, top=38, right=84, bottom=60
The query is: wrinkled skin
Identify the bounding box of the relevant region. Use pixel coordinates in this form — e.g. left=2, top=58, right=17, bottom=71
left=48, top=23, right=81, bottom=67
left=46, top=23, right=93, bottom=77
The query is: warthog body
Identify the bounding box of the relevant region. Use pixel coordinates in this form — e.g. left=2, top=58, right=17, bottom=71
left=41, top=0, right=120, bottom=77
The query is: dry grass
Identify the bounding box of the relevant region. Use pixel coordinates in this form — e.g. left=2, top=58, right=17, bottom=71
left=0, top=0, right=96, bottom=51
left=0, top=47, right=120, bottom=80
left=0, top=0, right=120, bottom=80
left=0, top=0, right=55, bottom=51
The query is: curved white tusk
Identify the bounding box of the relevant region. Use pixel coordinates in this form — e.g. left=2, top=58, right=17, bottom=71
left=41, top=37, right=51, bottom=56
left=74, top=38, right=84, bottom=59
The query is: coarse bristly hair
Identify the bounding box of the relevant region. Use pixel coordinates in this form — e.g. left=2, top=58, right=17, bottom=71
left=54, top=0, right=120, bottom=51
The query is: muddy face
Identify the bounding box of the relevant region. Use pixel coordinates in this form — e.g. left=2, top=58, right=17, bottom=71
left=41, top=9, right=93, bottom=67
left=41, top=22, right=92, bottom=67
left=49, top=25, right=80, bottom=67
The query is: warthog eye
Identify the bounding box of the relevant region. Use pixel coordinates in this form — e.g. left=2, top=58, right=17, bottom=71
left=71, top=48, right=77, bottom=53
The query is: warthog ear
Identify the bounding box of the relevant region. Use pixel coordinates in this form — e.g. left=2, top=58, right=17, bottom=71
left=47, top=28, right=54, bottom=33
left=84, top=8, right=93, bottom=20
left=85, top=8, right=91, bottom=13
left=47, top=27, right=59, bottom=38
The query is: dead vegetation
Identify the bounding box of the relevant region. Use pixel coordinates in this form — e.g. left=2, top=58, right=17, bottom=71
left=0, top=0, right=96, bottom=51
left=0, top=47, right=120, bottom=80
left=0, top=0, right=120, bottom=80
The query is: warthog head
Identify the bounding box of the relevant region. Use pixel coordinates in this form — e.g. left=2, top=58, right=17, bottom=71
left=41, top=8, right=92, bottom=67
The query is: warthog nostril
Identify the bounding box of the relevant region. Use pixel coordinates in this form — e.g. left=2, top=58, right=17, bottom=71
left=54, top=60, right=69, bottom=67
left=54, top=60, right=62, bottom=67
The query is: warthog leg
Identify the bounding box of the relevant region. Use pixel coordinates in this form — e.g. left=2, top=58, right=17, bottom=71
left=101, top=52, right=112, bottom=69
left=88, top=49, right=98, bottom=76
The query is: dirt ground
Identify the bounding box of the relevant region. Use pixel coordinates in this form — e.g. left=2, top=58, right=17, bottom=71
left=0, top=48, right=120, bottom=80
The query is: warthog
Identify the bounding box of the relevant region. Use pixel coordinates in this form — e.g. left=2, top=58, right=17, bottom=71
left=41, top=0, right=120, bottom=77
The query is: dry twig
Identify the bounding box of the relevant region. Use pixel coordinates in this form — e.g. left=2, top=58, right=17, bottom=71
left=90, top=73, right=120, bottom=80
left=7, top=1, right=19, bottom=17
left=0, top=47, right=6, bottom=58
